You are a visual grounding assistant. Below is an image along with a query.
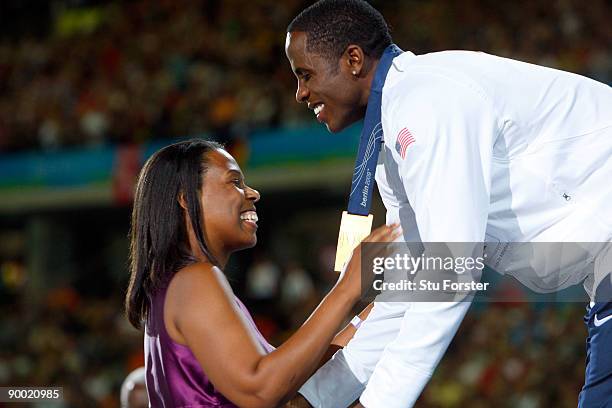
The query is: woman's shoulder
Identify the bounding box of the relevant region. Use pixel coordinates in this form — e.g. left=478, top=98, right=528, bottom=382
left=172, top=261, right=223, bottom=281
left=164, top=262, right=237, bottom=344
left=167, top=262, right=235, bottom=310
left=175, top=261, right=217, bottom=278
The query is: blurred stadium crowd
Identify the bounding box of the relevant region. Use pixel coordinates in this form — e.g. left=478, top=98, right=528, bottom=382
left=0, top=0, right=610, bottom=152
left=0, top=0, right=610, bottom=407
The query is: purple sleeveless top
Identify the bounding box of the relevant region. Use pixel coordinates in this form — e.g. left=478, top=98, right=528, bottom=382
left=145, top=285, right=274, bottom=407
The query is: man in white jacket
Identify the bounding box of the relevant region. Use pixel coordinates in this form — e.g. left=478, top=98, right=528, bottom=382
left=285, top=1, right=612, bottom=407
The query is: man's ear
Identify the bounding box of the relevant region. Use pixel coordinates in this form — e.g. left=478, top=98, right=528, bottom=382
left=344, top=44, right=366, bottom=77
left=178, top=192, right=188, bottom=210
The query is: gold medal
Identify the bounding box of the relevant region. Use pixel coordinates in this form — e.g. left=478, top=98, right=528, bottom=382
left=334, top=211, right=374, bottom=271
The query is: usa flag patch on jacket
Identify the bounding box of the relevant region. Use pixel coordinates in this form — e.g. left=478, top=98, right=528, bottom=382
left=395, top=127, right=415, bottom=159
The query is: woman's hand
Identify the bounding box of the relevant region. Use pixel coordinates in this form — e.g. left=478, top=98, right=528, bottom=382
left=337, top=223, right=402, bottom=301
left=331, top=302, right=374, bottom=348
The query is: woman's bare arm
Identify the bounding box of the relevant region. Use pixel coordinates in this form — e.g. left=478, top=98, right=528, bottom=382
left=166, top=225, right=399, bottom=408
left=331, top=302, right=374, bottom=347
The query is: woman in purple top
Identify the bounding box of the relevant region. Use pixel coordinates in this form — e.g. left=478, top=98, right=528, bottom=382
left=125, top=140, right=399, bottom=407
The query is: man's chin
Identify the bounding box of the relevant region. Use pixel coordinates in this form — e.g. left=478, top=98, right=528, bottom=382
left=325, top=120, right=345, bottom=134
left=324, top=116, right=361, bottom=133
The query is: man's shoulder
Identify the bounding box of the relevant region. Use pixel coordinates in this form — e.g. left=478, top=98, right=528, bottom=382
left=384, top=53, right=491, bottom=106
left=381, top=69, right=491, bottom=124
left=390, top=50, right=486, bottom=79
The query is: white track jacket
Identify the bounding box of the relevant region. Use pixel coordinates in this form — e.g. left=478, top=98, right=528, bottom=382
left=300, top=50, right=612, bottom=408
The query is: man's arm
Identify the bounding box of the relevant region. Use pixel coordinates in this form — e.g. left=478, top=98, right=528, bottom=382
left=298, top=302, right=410, bottom=407
left=288, top=303, right=373, bottom=408
left=357, top=73, right=497, bottom=408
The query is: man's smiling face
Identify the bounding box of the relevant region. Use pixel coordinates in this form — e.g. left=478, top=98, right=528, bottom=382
left=285, top=31, right=367, bottom=133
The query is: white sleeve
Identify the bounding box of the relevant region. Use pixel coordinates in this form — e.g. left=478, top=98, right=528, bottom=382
left=298, top=302, right=410, bottom=407
left=298, top=349, right=364, bottom=408
left=359, top=76, right=498, bottom=408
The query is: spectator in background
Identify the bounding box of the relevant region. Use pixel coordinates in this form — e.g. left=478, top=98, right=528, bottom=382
left=0, top=0, right=609, bottom=152
left=280, top=261, right=317, bottom=329
left=120, top=367, right=148, bottom=408
left=246, top=252, right=281, bottom=302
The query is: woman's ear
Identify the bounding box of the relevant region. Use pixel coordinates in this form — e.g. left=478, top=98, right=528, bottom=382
left=178, top=192, right=188, bottom=210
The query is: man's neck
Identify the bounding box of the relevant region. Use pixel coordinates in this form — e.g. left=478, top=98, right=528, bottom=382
left=362, top=58, right=380, bottom=106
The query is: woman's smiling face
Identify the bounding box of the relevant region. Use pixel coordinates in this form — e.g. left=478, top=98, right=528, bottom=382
left=199, top=149, right=260, bottom=260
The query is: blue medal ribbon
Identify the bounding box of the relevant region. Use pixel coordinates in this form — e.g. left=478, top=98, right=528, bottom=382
left=347, top=44, right=403, bottom=215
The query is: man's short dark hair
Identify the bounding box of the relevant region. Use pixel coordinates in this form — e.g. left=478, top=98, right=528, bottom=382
left=287, top=0, right=392, bottom=63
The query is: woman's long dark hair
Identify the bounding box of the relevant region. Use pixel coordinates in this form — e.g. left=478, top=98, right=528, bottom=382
left=125, top=139, right=222, bottom=329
